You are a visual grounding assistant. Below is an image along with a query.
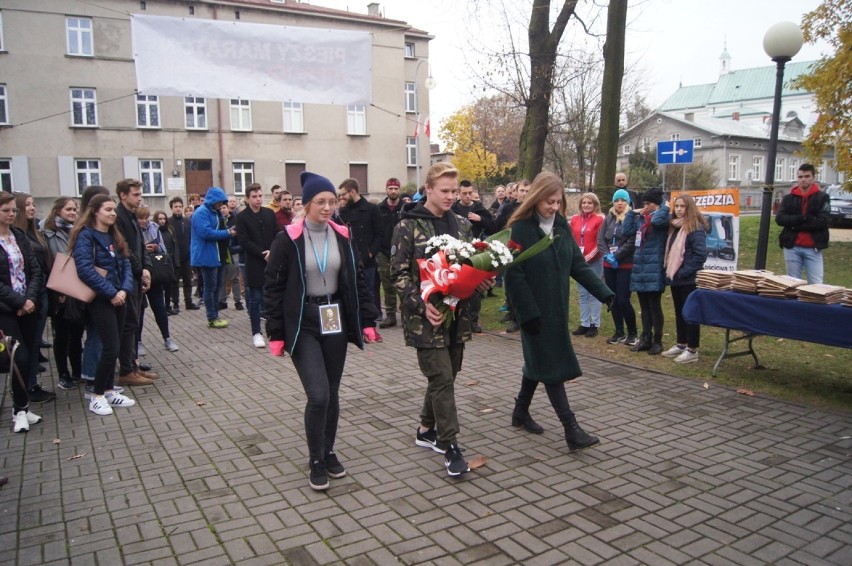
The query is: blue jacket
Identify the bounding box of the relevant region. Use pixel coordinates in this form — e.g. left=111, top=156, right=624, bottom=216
left=74, top=226, right=133, bottom=300
left=190, top=187, right=232, bottom=268
left=623, top=203, right=670, bottom=292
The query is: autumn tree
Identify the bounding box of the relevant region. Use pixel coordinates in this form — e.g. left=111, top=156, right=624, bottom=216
left=593, top=0, right=628, bottom=190
left=795, top=0, right=851, bottom=189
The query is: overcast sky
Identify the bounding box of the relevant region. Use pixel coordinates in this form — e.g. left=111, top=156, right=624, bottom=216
left=320, top=0, right=829, bottom=142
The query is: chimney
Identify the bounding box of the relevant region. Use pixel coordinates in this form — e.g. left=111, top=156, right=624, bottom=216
left=367, top=3, right=382, bottom=16
left=732, top=111, right=740, bottom=121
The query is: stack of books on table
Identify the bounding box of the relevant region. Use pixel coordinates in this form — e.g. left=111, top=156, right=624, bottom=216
left=796, top=284, right=847, bottom=304
left=756, top=275, right=808, bottom=299
left=731, top=270, right=775, bottom=294
left=696, top=270, right=733, bottom=290
left=844, top=289, right=852, bottom=307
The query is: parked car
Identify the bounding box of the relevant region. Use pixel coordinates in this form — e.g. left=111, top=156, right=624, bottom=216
left=705, top=213, right=736, bottom=261
left=829, top=193, right=852, bottom=228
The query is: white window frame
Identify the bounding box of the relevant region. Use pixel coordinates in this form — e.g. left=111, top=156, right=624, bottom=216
left=232, top=161, right=254, bottom=195
left=136, top=94, right=160, bottom=128
left=66, top=16, right=93, bottom=57
left=282, top=101, right=304, bottom=133
left=693, top=137, right=702, bottom=148
left=728, top=155, right=740, bottom=181
left=70, top=88, right=97, bottom=127
left=642, top=137, right=650, bottom=152
left=752, top=156, right=763, bottom=181
left=185, top=96, right=207, bottom=130
left=139, top=159, right=164, bottom=195
left=406, top=137, right=417, bottom=167
left=405, top=82, right=417, bottom=113
left=671, top=133, right=680, bottom=141
left=347, top=105, right=367, bottom=135
left=0, top=11, right=5, bottom=52
left=404, top=42, right=415, bottom=58
left=0, top=159, right=12, bottom=192
left=75, top=159, right=101, bottom=195
left=622, top=144, right=630, bottom=155
left=775, top=157, right=785, bottom=182
left=229, top=99, right=252, bottom=131
left=0, top=84, right=8, bottom=125
left=788, top=159, right=799, bottom=182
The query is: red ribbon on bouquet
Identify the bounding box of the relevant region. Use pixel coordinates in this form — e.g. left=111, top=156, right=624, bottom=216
left=418, top=251, right=496, bottom=310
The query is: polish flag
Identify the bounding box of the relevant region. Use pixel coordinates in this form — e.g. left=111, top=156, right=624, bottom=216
left=413, top=120, right=419, bottom=137
left=424, top=117, right=430, bottom=138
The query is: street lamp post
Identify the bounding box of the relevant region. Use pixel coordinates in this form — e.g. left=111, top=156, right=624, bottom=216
left=414, top=58, right=436, bottom=191
left=755, top=21, right=803, bottom=270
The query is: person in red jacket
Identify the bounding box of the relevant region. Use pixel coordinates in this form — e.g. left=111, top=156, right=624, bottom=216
left=775, top=163, right=830, bottom=284
left=569, top=193, right=605, bottom=337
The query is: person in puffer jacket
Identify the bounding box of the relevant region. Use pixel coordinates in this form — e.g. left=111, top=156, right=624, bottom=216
left=190, top=187, right=233, bottom=328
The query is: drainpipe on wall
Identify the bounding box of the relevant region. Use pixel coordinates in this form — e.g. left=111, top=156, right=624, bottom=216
left=214, top=5, right=225, bottom=188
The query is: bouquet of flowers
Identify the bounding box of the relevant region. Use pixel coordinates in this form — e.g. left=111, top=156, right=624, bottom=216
left=418, top=228, right=553, bottom=326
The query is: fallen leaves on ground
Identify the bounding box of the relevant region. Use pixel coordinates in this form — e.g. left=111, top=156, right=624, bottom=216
left=703, top=382, right=710, bottom=389
left=737, top=388, right=755, bottom=396
left=468, top=455, right=487, bottom=470
left=466, top=380, right=480, bottom=387
left=53, top=439, right=61, bottom=444
left=67, top=453, right=86, bottom=461
left=196, top=400, right=206, bottom=406
left=478, top=408, right=495, bottom=414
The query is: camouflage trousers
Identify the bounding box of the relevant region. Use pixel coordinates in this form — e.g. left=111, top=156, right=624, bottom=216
left=417, top=345, right=465, bottom=450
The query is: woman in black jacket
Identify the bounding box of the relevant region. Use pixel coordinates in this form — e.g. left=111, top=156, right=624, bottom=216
left=265, top=172, right=377, bottom=491
left=0, top=191, right=45, bottom=432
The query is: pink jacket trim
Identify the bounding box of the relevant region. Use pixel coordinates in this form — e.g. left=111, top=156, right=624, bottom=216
left=285, top=218, right=349, bottom=241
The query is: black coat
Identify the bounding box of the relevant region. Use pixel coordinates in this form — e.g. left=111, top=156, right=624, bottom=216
left=264, top=220, right=377, bottom=354
left=776, top=188, right=831, bottom=250
left=168, top=214, right=191, bottom=262
left=339, top=197, right=382, bottom=267
left=0, top=227, right=45, bottom=315
left=116, top=203, right=150, bottom=278
left=236, top=206, right=278, bottom=288
left=451, top=200, right=496, bottom=238
left=377, top=197, right=404, bottom=255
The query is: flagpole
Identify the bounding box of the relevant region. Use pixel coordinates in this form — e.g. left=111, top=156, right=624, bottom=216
left=416, top=111, right=421, bottom=191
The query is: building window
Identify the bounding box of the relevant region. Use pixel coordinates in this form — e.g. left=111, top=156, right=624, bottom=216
left=406, top=137, right=417, bottom=166
left=788, top=159, right=798, bottom=181
left=671, top=133, right=680, bottom=141
left=70, top=88, right=97, bottom=127
left=0, top=84, right=8, bottom=125
left=728, top=155, right=740, bottom=181
left=136, top=95, right=160, bottom=128
left=282, top=102, right=304, bottom=133
left=622, top=144, right=630, bottom=155
left=0, top=159, right=12, bottom=192
left=405, top=82, right=416, bottom=113
left=139, top=159, right=164, bottom=195
left=404, top=42, right=415, bottom=58
left=775, top=157, right=785, bottom=181
left=0, top=12, right=5, bottom=52
left=66, top=17, right=93, bottom=56
left=752, top=156, right=763, bottom=181
left=642, top=137, right=650, bottom=152
left=693, top=137, right=702, bottom=148
left=185, top=96, right=207, bottom=129
left=75, top=159, right=101, bottom=194
left=230, top=99, right=251, bottom=131
left=347, top=105, right=366, bottom=135
left=232, top=161, right=254, bottom=194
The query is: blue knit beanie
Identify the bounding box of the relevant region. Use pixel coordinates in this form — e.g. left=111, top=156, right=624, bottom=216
left=613, top=189, right=630, bottom=203
left=300, top=171, right=336, bottom=204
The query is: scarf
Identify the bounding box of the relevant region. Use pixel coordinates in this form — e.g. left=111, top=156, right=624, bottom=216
left=55, top=216, right=75, bottom=232
left=535, top=211, right=556, bottom=235
left=665, top=217, right=687, bottom=280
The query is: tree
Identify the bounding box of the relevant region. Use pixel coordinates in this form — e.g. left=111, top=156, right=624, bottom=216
left=795, top=0, right=851, bottom=189
left=593, top=0, right=628, bottom=190
left=439, top=105, right=499, bottom=184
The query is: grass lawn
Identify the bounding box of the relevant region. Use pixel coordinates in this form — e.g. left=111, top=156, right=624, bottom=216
left=479, top=217, right=852, bottom=412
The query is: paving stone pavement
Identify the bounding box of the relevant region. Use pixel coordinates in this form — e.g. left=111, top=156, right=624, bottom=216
left=1, top=302, right=851, bottom=565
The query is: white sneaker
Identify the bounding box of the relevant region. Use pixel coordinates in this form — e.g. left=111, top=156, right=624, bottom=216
left=137, top=342, right=146, bottom=356
left=24, top=410, right=42, bottom=425
left=252, top=333, right=266, bottom=348
left=662, top=344, right=686, bottom=358
left=106, top=391, right=136, bottom=408
left=674, top=349, right=699, bottom=364
left=13, top=411, right=29, bottom=433
left=164, top=337, right=180, bottom=352
left=89, top=395, right=114, bottom=416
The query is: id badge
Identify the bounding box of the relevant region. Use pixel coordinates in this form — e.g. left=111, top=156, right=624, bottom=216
left=319, top=303, right=342, bottom=335
left=609, top=245, right=618, bottom=254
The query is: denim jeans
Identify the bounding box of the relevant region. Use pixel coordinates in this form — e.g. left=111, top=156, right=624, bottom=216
left=783, top=246, right=824, bottom=284
left=246, top=286, right=264, bottom=335
left=82, top=322, right=102, bottom=380
left=603, top=267, right=636, bottom=335
left=200, top=266, right=222, bottom=321
left=578, top=258, right=603, bottom=327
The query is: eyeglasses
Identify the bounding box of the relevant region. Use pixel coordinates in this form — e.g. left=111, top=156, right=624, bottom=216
left=311, top=199, right=336, bottom=208
left=0, top=208, right=18, bottom=214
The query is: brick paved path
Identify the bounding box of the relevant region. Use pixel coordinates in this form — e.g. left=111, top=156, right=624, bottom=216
left=1, top=305, right=850, bottom=565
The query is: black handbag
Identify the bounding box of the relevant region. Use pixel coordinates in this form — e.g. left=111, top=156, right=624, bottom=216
left=147, top=232, right=177, bottom=286
left=63, top=297, right=89, bottom=325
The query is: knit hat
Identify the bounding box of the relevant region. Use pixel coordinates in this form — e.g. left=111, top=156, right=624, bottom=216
left=613, top=189, right=630, bottom=203
left=300, top=171, right=336, bottom=204
left=386, top=177, right=401, bottom=189
left=641, top=187, right=663, bottom=206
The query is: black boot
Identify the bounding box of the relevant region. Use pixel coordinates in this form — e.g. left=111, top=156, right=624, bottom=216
left=563, top=416, right=599, bottom=451
left=630, top=334, right=652, bottom=352
left=511, top=397, right=544, bottom=434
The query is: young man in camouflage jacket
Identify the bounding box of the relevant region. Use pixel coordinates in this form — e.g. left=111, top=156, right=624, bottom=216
left=390, top=162, right=493, bottom=477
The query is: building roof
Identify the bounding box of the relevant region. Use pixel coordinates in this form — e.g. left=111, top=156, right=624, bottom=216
left=660, top=61, right=816, bottom=111
left=622, top=111, right=801, bottom=143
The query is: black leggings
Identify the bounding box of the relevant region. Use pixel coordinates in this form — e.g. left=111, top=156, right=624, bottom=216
left=636, top=291, right=664, bottom=342
left=88, top=297, right=126, bottom=395
left=671, top=284, right=700, bottom=349
left=603, top=267, right=636, bottom=335
left=0, top=312, right=39, bottom=412
left=51, top=310, right=84, bottom=378
left=516, top=376, right=575, bottom=424
left=289, top=304, right=349, bottom=463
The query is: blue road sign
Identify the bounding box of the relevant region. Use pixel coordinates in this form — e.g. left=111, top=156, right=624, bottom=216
left=657, top=140, right=695, bottom=165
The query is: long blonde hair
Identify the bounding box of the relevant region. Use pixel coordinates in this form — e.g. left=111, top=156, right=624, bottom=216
left=578, top=192, right=602, bottom=215
left=507, top=172, right=566, bottom=227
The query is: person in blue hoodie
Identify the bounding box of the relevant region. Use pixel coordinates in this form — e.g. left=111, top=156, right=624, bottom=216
left=190, top=188, right=233, bottom=328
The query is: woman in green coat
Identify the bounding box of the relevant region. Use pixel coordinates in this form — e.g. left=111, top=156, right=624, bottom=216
left=505, top=172, right=615, bottom=451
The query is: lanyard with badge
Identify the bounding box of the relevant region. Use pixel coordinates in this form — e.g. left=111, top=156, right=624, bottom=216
left=307, top=227, right=342, bottom=335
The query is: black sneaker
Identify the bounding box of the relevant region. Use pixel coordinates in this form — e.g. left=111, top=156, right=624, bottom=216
left=415, top=427, right=442, bottom=453
left=585, top=326, right=599, bottom=338
left=506, top=321, right=520, bottom=333
left=606, top=333, right=625, bottom=344
left=571, top=326, right=590, bottom=336
left=235, top=302, right=245, bottom=311
left=309, top=459, right=329, bottom=491
left=325, top=452, right=346, bottom=478
left=57, top=374, right=76, bottom=390
left=185, top=303, right=200, bottom=310
left=624, top=334, right=639, bottom=347
left=444, top=444, right=469, bottom=477
left=218, top=301, right=228, bottom=310
left=471, top=324, right=483, bottom=334
left=28, top=384, right=56, bottom=403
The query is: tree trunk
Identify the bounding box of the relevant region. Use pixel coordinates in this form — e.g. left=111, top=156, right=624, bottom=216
left=593, top=0, right=628, bottom=190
